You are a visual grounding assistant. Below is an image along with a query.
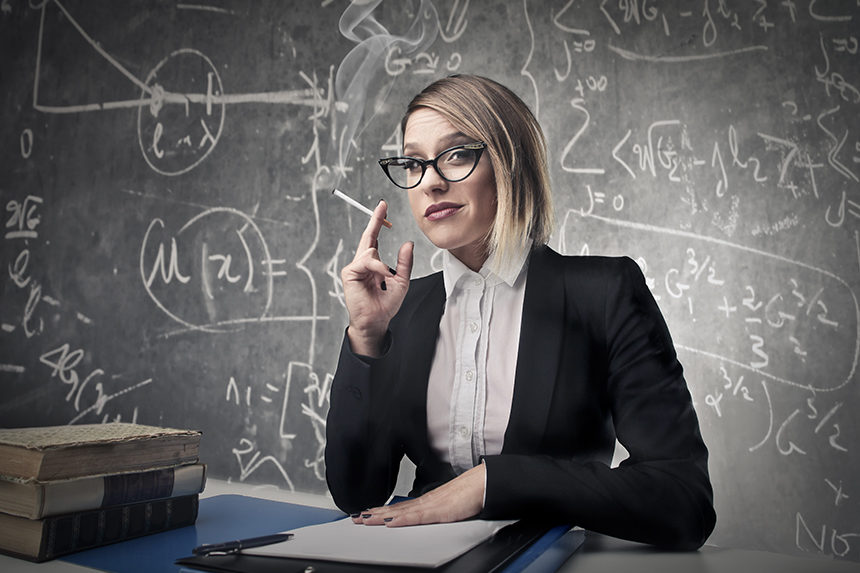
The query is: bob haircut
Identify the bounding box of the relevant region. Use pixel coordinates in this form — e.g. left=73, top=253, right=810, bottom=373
left=400, top=74, right=554, bottom=273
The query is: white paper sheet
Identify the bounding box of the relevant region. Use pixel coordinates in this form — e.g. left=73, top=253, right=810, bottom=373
left=244, top=517, right=517, bottom=568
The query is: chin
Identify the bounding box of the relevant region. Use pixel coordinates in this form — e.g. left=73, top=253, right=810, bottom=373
left=423, top=231, right=464, bottom=252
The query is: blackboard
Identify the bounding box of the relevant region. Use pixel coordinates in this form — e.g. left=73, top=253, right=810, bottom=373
left=2, top=0, right=858, bottom=561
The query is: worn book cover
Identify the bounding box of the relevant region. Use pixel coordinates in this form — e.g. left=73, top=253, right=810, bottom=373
left=0, top=494, right=199, bottom=562
left=0, top=423, right=201, bottom=480
left=0, top=463, right=206, bottom=519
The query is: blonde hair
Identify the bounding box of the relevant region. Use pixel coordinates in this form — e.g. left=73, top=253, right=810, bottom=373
left=401, top=75, right=554, bottom=273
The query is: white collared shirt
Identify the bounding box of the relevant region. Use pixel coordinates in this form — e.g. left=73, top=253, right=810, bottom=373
left=426, top=244, right=531, bottom=474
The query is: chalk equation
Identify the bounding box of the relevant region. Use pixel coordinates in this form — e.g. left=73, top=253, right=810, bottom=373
left=139, top=208, right=276, bottom=333
left=3, top=188, right=151, bottom=424
left=221, top=361, right=332, bottom=491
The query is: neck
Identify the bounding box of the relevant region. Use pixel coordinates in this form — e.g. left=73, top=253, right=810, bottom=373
left=449, top=244, right=488, bottom=272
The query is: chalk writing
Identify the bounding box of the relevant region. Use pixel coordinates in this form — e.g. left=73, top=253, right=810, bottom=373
left=20, top=129, right=33, bottom=158
left=5, top=194, right=41, bottom=240
left=139, top=209, right=276, bottom=332
left=32, top=0, right=324, bottom=175
left=796, top=512, right=860, bottom=558
left=232, top=438, right=295, bottom=491
left=2, top=0, right=858, bottom=562
left=39, top=342, right=152, bottom=424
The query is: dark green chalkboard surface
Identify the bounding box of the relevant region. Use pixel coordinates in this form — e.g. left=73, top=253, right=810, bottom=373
left=2, top=0, right=858, bottom=562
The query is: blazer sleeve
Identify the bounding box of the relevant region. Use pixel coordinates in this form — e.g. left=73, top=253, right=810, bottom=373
left=324, top=330, right=404, bottom=514
left=480, top=257, right=716, bottom=550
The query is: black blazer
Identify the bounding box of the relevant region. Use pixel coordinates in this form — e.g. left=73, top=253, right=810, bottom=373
left=325, top=245, right=716, bottom=549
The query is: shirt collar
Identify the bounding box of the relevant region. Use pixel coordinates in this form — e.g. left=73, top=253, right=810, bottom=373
left=441, top=241, right=532, bottom=298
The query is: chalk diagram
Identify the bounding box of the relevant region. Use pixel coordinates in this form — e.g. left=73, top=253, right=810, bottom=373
left=27, top=0, right=343, bottom=490
left=136, top=48, right=225, bottom=176
left=29, top=0, right=337, bottom=336
left=32, top=0, right=322, bottom=176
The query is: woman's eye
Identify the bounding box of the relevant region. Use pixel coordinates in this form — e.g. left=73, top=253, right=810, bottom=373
left=399, top=159, right=420, bottom=171
left=445, top=149, right=473, bottom=164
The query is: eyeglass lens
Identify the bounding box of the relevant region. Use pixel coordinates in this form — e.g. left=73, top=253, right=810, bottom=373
left=383, top=145, right=482, bottom=189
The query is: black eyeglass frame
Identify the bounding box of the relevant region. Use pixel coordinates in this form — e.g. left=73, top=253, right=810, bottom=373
left=378, top=141, right=488, bottom=189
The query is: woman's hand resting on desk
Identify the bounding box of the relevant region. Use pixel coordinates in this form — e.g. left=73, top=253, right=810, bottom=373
left=341, top=200, right=414, bottom=358
left=352, top=464, right=486, bottom=527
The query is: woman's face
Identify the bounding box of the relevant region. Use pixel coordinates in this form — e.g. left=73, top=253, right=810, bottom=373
left=402, top=108, right=497, bottom=271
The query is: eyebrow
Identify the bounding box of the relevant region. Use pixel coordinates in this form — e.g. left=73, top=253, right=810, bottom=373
left=403, top=132, right=471, bottom=156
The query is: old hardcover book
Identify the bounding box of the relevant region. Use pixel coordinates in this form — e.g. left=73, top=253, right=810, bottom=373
left=0, top=423, right=201, bottom=481
left=0, top=494, right=199, bottom=562
left=0, top=463, right=206, bottom=519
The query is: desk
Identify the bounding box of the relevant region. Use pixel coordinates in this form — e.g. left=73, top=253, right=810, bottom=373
left=574, top=531, right=860, bottom=573
left=1, top=480, right=858, bottom=573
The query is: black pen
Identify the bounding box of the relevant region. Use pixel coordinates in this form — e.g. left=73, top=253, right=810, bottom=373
left=192, top=533, right=294, bottom=556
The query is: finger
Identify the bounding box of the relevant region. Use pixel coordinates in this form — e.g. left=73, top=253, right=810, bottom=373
left=354, top=506, right=394, bottom=526
left=379, top=500, right=434, bottom=527
left=344, top=250, right=395, bottom=287
left=392, top=241, right=414, bottom=284
left=348, top=506, right=380, bottom=524
left=384, top=509, right=430, bottom=527
left=354, top=498, right=424, bottom=523
left=356, top=200, right=388, bottom=254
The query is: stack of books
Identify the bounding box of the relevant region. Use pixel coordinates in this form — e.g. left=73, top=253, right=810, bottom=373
left=0, top=423, right=205, bottom=562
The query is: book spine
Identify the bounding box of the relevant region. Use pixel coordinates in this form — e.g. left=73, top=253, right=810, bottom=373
left=101, top=467, right=175, bottom=505
left=38, top=494, right=199, bottom=561
left=36, top=464, right=206, bottom=518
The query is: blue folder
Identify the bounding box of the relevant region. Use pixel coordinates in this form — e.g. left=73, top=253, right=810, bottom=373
left=62, top=495, right=343, bottom=573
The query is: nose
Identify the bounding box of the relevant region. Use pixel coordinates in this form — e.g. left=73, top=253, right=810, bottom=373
left=417, top=161, right=448, bottom=195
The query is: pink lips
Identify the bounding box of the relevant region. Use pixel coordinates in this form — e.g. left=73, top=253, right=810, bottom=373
left=425, top=202, right=462, bottom=221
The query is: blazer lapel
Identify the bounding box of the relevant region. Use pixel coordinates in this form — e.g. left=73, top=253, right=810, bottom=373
left=397, top=274, right=446, bottom=456
left=503, top=245, right=566, bottom=454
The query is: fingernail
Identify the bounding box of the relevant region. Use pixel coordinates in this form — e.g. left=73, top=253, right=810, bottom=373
left=383, top=517, right=393, bottom=523
left=350, top=513, right=361, bottom=518
left=361, top=513, right=372, bottom=519
left=380, top=280, right=387, bottom=291
left=388, top=266, right=396, bottom=275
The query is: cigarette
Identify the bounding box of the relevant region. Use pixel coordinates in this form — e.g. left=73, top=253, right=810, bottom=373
left=332, top=188, right=393, bottom=229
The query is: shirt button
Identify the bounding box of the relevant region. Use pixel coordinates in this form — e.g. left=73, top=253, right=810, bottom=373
left=465, top=370, right=474, bottom=381
left=457, top=425, right=470, bottom=438
left=469, top=321, right=478, bottom=333
left=473, top=278, right=482, bottom=287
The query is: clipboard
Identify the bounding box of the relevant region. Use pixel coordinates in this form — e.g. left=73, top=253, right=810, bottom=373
left=176, top=520, right=567, bottom=573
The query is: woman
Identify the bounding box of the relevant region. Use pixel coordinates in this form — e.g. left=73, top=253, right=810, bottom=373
left=325, top=75, right=716, bottom=549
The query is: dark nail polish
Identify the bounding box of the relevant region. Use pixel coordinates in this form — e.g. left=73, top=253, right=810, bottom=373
left=361, top=513, right=372, bottom=519
left=383, top=517, right=393, bottom=523
left=388, top=267, right=397, bottom=275
left=350, top=513, right=361, bottom=518
left=380, top=280, right=387, bottom=291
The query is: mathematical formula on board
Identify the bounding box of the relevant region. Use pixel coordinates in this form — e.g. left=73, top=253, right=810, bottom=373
left=1, top=0, right=858, bottom=561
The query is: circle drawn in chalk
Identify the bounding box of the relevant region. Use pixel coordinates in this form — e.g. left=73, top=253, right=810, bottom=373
left=137, top=49, right=225, bottom=176
left=140, top=208, right=274, bottom=332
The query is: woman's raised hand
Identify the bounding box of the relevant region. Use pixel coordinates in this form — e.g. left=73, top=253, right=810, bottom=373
left=341, top=200, right=413, bottom=357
